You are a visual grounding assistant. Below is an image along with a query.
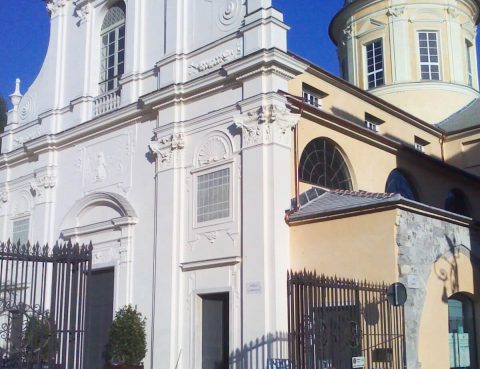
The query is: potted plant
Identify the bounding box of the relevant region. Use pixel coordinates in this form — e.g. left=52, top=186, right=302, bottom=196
left=22, top=311, right=58, bottom=369
left=106, top=305, right=146, bottom=369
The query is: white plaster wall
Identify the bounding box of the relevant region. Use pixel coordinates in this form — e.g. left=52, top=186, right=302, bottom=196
left=0, top=1, right=307, bottom=369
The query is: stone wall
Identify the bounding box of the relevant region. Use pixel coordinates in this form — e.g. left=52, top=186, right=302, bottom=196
left=396, top=209, right=480, bottom=369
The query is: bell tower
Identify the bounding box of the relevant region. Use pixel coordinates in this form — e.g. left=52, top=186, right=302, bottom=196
left=330, top=0, right=480, bottom=124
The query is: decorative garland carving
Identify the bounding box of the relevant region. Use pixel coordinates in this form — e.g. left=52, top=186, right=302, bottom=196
left=74, top=2, right=90, bottom=23
left=45, top=0, right=67, bottom=16
left=149, top=133, right=186, bottom=171
left=234, top=105, right=300, bottom=148
left=189, top=44, right=242, bottom=76
left=387, top=7, right=405, bottom=18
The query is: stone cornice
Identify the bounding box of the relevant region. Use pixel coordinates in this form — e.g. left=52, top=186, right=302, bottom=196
left=0, top=49, right=306, bottom=169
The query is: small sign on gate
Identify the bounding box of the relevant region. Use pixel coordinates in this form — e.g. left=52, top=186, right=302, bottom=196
left=266, top=358, right=291, bottom=369
left=352, top=356, right=365, bottom=368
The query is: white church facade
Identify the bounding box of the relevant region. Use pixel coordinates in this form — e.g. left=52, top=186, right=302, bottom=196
left=3, top=0, right=480, bottom=369
left=2, top=1, right=303, bottom=368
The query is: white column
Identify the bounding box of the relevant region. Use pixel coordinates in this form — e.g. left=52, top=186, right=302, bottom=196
left=446, top=7, right=465, bottom=84
left=387, top=7, right=411, bottom=83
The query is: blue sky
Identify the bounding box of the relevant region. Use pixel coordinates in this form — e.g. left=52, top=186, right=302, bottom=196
left=0, top=0, right=478, bottom=104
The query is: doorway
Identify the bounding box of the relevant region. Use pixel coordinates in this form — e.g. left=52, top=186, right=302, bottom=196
left=85, top=268, right=115, bottom=369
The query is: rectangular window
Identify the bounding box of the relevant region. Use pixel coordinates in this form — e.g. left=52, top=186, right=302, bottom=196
left=364, top=113, right=384, bottom=132
left=466, top=40, right=473, bottom=87
left=303, top=91, right=320, bottom=108
left=12, top=219, right=29, bottom=245
left=201, top=293, right=229, bottom=369
left=365, top=39, right=384, bottom=88
left=197, top=168, right=230, bottom=223
left=414, top=136, right=429, bottom=153
left=418, top=31, right=440, bottom=80
left=100, top=25, right=126, bottom=93
left=302, top=83, right=327, bottom=109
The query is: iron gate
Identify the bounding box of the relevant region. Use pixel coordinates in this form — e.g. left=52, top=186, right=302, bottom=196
left=288, top=271, right=406, bottom=369
left=0, top=240, right=92, bottom=369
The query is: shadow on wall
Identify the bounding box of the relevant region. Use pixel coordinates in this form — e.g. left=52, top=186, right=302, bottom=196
left=330, top=107, right=365, bottom=127
left=433, top=235, right=460, bottom=303
left=229, top=332, right=288, bottom=369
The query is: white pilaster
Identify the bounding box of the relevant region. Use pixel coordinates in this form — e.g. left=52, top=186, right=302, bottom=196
left=235, top=103, right=299, bottom=366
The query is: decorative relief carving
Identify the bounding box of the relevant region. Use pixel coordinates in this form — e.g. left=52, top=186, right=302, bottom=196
left=216, top=0, right=244, bottom=31
left=204, top=231, right=217, bottom=244
left=74, top=2, right=90, bottom=23
left=149, top=133, right=186, bottom=171
left=447, top=6, right=459, bottom=19
left=12, top=125, right=43, bottom=149
left=234, top=105, right=300, bottom=148
left=189, top=44, right=242, bottom=76
left=387, top=7, right=405, bottom=18
left=342, top=25, right=353, bottom=42
left=12, top=191, right=32, bottom=217
left=197, top=136, right=230, bottom=166
left=81, top=134, right=132, bottom=193
left=0, top=190, right=8, bottom=204
left=30, top=173, right=56, bottom=203
left=45, top=0, right=67, bottom=16
left=19, top=95, right=35, bottom=122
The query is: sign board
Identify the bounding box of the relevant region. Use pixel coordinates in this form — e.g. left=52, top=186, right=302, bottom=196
left=352, top=356, right=365, bottom=368
left=386, top=283, right=407, bottom=306
left=246, top=281, right=263, bottom=294
left=266, top=359, right=290, bottom=369
left=407, top=274, right=420, bottom=289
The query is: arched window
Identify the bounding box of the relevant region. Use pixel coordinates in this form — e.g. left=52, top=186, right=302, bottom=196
left=385, top=169, right=417, bottom=201
left=100, top=2, right=126, bottom=93
left=449, top=294, right=478, bottom=369
left=445, top=189, right=471, bottom=217
left=299, top=138, right=353, bottom=190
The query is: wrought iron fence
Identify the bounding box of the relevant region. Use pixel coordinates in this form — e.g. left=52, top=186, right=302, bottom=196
left=0, top=240, right=92, bottom=369
left=288, top=271, right=406, bottom=369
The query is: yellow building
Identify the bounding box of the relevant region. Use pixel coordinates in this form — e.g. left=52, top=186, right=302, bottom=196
left=284, top=1, right=480, bottom=369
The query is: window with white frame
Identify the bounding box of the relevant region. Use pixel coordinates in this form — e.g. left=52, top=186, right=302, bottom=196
left=466, top=40, right=473, bottom=87
left=365, top=39, right=384, bottom=88
left=100, top=3, right=126, bottom=93
left=414, top=136, right=429, bottom=153
left=303, top=91, right=320, bottom=108
left=302, top=83, right=327, bottom=109
left=197, top=168, right=230, bottom=223
left=418, top=31, right=440, bottom=80
left=364, top=113, right=384, bottom=132
left=12, top=218, right=29, bottom=245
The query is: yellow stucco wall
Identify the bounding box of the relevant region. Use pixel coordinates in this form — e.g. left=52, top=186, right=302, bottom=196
left=445, top=131, right=480, bottom=177
left=290, top=72, right=444, bottom=159
left=289, top=210, right=398, bottom=282
left=330, top=0, right=480, bottom=123
left=289, top=72, right=480, bottom=218
left=418, top=251, right=480, bottom=369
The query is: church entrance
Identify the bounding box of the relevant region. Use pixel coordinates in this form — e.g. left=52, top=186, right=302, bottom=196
left=84, top=267, right=115, bottom=369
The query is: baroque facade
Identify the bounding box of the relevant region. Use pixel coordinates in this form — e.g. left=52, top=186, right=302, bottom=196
left=1, top=0, right=480, bottom=369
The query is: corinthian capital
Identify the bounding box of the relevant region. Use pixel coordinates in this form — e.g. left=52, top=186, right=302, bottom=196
left=234, top=105, right=300, bottom=148
left=149, top=133, right=186, bottom=171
